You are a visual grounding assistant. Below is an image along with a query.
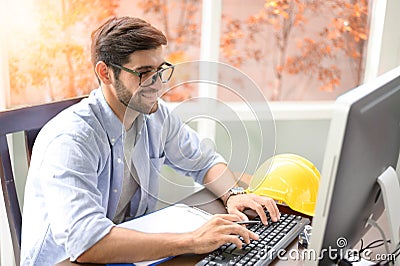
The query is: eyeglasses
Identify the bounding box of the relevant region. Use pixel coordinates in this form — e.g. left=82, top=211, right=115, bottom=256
left=109, top=61, right=174, bottom=87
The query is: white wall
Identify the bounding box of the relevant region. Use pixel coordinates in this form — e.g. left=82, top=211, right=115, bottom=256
left=378, top=0, right=400, bottom=76
left=157, top=102, right=333, bottom=209
left=364, top=0, right=400, bottom=82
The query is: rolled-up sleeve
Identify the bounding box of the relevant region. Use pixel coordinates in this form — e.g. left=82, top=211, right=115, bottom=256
left=40, top=133, right=114, bottom=260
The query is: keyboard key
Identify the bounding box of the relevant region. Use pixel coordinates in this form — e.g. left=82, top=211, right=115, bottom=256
left=231, top=248, right=248, bottom=256
left=224, top=244, right=237, bottom=254
left=197, top=259, right=209, bottom=266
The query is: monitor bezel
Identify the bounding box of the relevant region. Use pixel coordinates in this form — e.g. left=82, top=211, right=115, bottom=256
left=308, top=66, right=400, bottom=265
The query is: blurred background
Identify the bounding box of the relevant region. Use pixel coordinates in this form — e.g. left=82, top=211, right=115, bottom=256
left=0, top=0, right=377, bottom=106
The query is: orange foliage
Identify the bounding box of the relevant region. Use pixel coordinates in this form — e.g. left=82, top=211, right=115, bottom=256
left=138, top=0, right=201, bottom=102
left=8, top=0, right=370, bottom=104
left=220, top=0, right=369, bottom=100
left=9, top=0, right=201, bottom=105
left=138, top=0, right=200, bottom=55
left=162, top=51, right=195, bottom=102
left=9, top=0, right=119, bottom=106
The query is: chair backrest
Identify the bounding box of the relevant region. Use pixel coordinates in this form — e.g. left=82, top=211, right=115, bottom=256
left=0, top=96, right=84, bottom=265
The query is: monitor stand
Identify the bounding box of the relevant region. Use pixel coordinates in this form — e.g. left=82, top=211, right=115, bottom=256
left=377, top=166, right=400, bottom=265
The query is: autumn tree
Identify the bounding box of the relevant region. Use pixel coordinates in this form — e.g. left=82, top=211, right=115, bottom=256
left=9, top=0, right=119, bottom=105
left=221, top=0, right=369, bottom=100
left=137, top=0, right=201, bottom=101
left=138, top=0, right=200, bottom=59
left=328, top=0, right=369, bottom=85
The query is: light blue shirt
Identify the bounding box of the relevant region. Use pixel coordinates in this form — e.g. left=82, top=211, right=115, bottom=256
left=20, top=88, right=225, bottom=265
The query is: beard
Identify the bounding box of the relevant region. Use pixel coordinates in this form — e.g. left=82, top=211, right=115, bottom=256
left=114, top=78, right=159, bottom=114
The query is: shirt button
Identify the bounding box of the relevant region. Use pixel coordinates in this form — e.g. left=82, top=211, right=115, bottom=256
left=113, top=189, right=118, bottom=193
left=117, top=158, right=122, bottom=163
left=111, top=138, right=115, bottom=144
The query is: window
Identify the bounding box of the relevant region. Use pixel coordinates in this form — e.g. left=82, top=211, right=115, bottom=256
left=4, top=0, right=202, bottom=107
left=2, top=1, right=399, bottom=106
left=220, top=0, right=370, bottom=101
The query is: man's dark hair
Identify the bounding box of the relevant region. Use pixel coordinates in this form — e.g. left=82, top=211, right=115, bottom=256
left=91, top=16, right=167, bottom=79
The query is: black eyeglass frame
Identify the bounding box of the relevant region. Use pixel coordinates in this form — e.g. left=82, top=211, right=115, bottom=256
left=109, top=62, right=174, bottom=87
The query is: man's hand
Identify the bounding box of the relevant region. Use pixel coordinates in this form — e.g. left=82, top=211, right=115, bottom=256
left=226, top=194, right=280, bottom=225
left=202, top=164, right=280, bottom=226
left=189, top=214, right=259, bottom=254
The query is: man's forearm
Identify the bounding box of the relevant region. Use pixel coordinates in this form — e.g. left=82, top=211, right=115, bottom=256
left=203, top=163, right=239, bottom=205
left=77, top=226, right=193, bottom=263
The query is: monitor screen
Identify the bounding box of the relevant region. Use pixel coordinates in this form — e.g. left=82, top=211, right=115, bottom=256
left=308, top=66, right=400, bottom=265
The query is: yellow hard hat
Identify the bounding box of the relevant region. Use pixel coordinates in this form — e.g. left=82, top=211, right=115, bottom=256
left=247, top=153, right=320, bottom=216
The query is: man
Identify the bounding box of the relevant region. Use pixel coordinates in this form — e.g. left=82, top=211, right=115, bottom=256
left=21, top=16, right=280, bottom=265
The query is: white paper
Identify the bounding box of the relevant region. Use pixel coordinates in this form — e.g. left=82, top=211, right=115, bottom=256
left=117, top=203, right=212, bottom=266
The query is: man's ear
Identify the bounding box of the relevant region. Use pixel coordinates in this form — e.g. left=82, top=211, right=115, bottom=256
left=95, top=61, right=113, bottom=85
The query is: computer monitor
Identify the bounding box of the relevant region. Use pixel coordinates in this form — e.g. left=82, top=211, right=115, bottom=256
left=308, top=66, right=400, bottom=265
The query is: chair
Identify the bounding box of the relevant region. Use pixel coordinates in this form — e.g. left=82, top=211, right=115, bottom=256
left=0, top=96, right=84, bottom=265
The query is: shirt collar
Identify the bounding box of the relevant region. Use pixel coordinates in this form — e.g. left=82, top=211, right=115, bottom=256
left=93, top=88, right=124, bottom=146
left=93, top=88, right=147, bottom=146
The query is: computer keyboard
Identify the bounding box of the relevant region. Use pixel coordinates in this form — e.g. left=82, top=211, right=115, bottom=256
left=195, top=210, right=310, bottom=266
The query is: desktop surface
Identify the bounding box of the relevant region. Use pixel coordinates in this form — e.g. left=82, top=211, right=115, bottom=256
left=55, top=187, right=390, bottom=266
left=55, top=188, right=308, bottom=266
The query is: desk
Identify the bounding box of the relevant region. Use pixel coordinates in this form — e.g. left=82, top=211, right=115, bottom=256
left=56, top=188, right=389, bottom=266
left=56, top=188, right=302, bottom=266
left=159, top=188, right=304, bottom=266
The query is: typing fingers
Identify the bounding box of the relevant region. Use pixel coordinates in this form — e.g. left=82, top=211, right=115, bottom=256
left=264, top=198, right=280, bottom=222
left=208, top=215, right=259, bottom=243
left=192, top=214, right=259, bottom=253
left=222, top=230, right=258, bottom=249
left=254, top=195, right=280, bottom=222
left=219, top=224, right=259, bottom=248
left=228, top=209, right=249, bottom=223
left=241, top=196, right=269, bottom=225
